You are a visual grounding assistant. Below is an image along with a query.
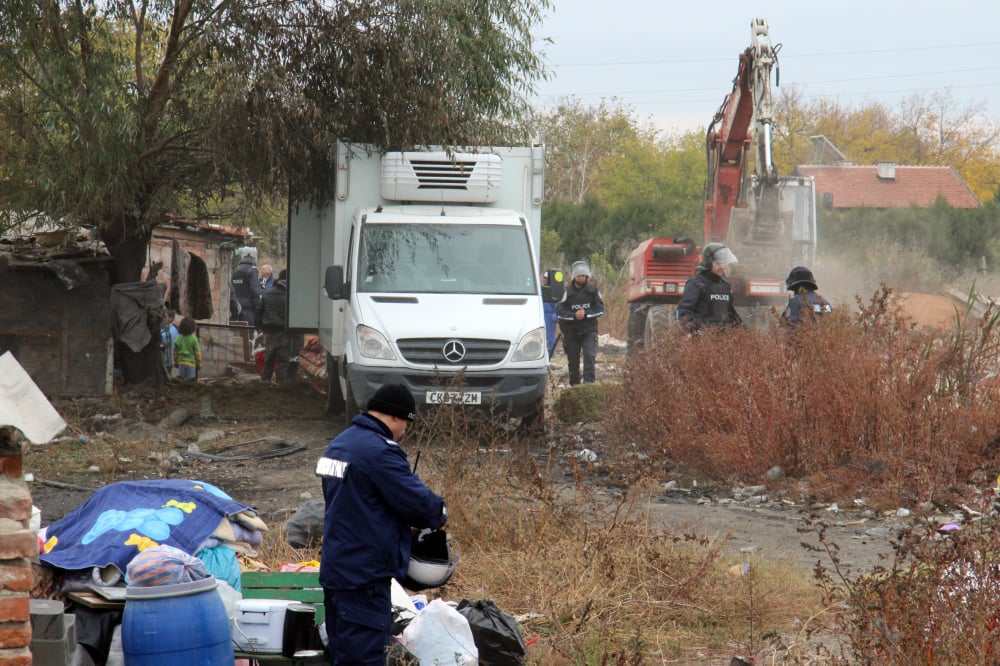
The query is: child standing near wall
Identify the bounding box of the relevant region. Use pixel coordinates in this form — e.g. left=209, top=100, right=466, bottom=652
left=173, top=317, right=202, bottom=381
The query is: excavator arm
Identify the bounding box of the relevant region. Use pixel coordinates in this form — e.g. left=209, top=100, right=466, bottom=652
left=705, top=17, right=780, bottom=245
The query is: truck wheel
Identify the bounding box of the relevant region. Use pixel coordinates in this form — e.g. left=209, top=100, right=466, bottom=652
left=644, top=305, right=674, bottom=349
left=323, top=354, right=345, bottom=416
left=343, top=380, right=359, bottom=429
left=517, top=401, right=546, bottom=440
left=627, top=307, right=648, bottom=354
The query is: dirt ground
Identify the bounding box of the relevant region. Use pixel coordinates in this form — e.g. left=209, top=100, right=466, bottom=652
left=24, top=346, right=906, bottom=581
left=30, top=379, right=337, bottom=527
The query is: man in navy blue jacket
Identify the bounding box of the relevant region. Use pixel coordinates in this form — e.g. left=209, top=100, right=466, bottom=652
left=315, top=383, right=447, bottom=664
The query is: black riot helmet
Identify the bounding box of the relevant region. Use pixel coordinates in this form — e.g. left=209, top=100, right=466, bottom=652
left=785, top=266, right=818, bottom=292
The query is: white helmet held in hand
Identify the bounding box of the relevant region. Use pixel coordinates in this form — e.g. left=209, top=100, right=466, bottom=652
left=403, top=529, right=460, bottom=591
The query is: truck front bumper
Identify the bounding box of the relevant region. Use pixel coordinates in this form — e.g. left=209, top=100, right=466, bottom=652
left=346, top=366, right=547, bottom=419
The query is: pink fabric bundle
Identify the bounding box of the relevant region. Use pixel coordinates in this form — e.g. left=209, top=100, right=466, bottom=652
left=126, top=544, right=211, bottom=587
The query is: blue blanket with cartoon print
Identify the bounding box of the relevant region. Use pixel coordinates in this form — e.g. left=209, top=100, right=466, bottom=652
left=39, top=479, right=250, bottom=574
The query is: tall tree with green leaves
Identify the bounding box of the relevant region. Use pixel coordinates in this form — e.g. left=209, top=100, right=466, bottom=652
left=534, top=97, right=652, bottom=205
left=0, top=0, right=549, bottom=283
left=596, top=129, right=704, bottom=255
left=533, top=99, right=706, bottom=267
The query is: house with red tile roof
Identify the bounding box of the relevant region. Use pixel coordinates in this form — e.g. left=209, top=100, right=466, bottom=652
left=793, top=162, right=980, bottom=211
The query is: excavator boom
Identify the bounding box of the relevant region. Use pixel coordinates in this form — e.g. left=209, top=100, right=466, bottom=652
left=705, top=17, right=785, bottom=247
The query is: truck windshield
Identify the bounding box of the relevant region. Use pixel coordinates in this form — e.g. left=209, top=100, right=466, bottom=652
left=357, top=223, right=537, bottom=295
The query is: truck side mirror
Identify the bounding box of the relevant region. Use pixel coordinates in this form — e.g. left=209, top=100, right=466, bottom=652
left=324, top=265, right=345, bottom=300
left=541, top=268, right=565, bottom=302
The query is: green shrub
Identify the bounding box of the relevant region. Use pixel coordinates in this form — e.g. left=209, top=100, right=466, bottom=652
left=552, top=383, right=610, bottom=423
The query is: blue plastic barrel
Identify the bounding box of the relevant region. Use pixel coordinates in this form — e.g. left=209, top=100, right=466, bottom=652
left=121, top=576, right=234, bottom=665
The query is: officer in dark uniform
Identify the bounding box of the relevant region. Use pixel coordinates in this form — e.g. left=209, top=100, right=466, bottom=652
left=315, top=384, right=447, bottom=665
left=781, top=266, right=832, bottom=328
left=231, top=249, right=262, bottom=328
left=677, top=242, right=742, bottom=332
left=254, top=270, right=290, bottom=381
left=556, top=261, right=605, bottom=385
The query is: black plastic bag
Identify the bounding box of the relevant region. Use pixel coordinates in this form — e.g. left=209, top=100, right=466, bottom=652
left=285, top=499, right=325, bottom=548
left=456, top=598, right=527, bottom=666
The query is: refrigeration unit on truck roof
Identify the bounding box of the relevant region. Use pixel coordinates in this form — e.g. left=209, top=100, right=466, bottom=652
left=380, top=151, right=504, bottom=204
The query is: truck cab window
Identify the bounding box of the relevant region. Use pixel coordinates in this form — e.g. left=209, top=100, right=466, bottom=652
left=358, top=224, right=534, bottom=295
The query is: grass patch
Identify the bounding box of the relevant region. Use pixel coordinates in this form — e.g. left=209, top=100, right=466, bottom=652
left=815, top=516, right=1000, bottom=663
left=553, top=383, right=612, bottom=423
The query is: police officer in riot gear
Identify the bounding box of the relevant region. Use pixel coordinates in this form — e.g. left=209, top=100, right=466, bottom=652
left=677, top=243, right=742, bottom=331
left=556, top=261, right=605, bottom=385
left=781, top=266, right=832, bottom=328
left=231, top=248, right=263, bottom=328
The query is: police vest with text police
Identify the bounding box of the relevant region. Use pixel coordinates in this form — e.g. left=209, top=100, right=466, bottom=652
left=676, top=243, right=742, bottom=331
left=559, top=278, right=603, bottom=331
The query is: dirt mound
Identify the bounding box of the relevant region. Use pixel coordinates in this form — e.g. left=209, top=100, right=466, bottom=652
left=898, top=292, right=964, bottom=330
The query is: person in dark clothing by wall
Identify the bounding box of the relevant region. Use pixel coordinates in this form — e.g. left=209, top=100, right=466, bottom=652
left=556, top=261, right=605, bottom=385
left=315, top=383, right=447, bottom=665
left=228, top=289, right=242, bottom=322
left=255, top=269, right=290, bottom=382
left=231, top=248, right=262, bottom=328
left=677, top=243, right=742, bottom=332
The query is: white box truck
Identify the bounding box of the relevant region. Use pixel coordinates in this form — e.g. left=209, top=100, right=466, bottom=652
left=288, top=142, right=548, bottom=427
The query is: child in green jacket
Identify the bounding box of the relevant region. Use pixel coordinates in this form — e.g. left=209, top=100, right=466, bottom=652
left=173, top=317, right=202, bottom=381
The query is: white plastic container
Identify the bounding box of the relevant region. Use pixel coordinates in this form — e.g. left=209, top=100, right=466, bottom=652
left=231, top=599, right=298, bottom=654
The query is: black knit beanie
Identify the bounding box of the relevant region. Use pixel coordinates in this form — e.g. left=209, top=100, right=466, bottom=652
left=366, top=383, right=416, bottom=421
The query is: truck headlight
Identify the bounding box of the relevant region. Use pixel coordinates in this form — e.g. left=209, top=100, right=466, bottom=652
left=512, top=327, right=546, bottom=362
left=356, top=325, right=396, bottom=360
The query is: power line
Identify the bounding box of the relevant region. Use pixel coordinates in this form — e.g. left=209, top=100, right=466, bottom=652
left=540, top=66, right=1000, bottom=98
left=554, top=41, right=1000, bottom=68
left=549, top=81, right=1000, bottom=108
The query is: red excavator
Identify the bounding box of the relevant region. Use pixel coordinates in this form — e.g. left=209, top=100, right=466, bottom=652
left=626, top=18, right=817, bottom=349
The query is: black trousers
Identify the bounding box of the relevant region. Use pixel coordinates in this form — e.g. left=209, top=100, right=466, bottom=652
left=261, top=331, right=291, bottom=381
left=323, top=583, right=391, bottom=665
left=562, top=326, right=598, bottom=385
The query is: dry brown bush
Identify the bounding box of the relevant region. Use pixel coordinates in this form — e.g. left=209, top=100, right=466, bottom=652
left=604, top=286, right=1000, bottom=511
left=815, top=517, right=1000, bottom=663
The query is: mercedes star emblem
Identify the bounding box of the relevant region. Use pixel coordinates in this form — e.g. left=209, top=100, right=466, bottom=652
left=442, top=339, right=466, bottom=363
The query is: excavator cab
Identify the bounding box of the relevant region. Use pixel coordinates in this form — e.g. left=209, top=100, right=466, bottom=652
left=726, top=174, right=817, bottom=304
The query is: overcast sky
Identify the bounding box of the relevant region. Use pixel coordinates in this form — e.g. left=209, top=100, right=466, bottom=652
left=532, top=0, right=1000, bottom=135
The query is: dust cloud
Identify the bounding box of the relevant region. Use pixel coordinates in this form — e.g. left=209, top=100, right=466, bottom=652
left=813, top=238, right=992, bottom=313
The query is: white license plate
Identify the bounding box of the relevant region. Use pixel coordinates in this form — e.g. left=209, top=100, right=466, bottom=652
left=426, top=390, right=482, bottom=405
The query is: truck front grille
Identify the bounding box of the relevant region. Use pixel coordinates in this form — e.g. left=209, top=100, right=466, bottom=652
left=397, top=338, right=510, bottom=366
